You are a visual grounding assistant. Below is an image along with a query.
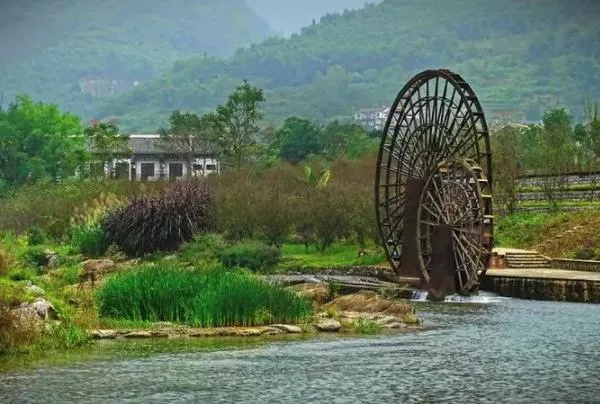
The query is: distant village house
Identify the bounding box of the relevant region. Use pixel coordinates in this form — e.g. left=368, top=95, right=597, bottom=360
left=85, top=134, right=219, bottom=181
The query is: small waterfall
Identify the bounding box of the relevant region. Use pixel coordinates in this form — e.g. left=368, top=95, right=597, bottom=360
left=409, top=289, right=508, bottom=303
left=409, top=290, right=430, bottom=301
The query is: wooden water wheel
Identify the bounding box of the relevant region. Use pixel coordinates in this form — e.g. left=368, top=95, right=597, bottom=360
left=375, top=69, right=493, bottom=298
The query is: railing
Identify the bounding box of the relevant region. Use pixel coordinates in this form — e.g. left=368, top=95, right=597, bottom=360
left=550, top=258, right=600, bottom=273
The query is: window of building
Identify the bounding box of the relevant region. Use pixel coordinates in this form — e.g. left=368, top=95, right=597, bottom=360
left=205, top=164, right=217, bottom=171
left=169, top=163, right=184, bottom=179
left=114, top=162, right=129, bottom=179
left=141, top=163, right=155, bottom=180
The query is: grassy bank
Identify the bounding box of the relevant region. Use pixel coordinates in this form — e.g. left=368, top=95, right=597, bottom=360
left=495, top=208, right=600, bottom=259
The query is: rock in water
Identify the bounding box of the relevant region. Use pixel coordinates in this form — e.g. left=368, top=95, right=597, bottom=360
left=313, top=318, right=341, bottom=332
left=270, top=324, right=303, bottom=334
left=91, top=330, right=118, bottom=339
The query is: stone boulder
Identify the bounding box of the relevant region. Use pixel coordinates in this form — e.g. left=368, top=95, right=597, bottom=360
left=321, top=291, right=414, bottom=317
left=27, top=284, right=45, bottom=296
left=91, top=329, right=117, bottom=339
left=22, top=298, right=57, bottom=320
left=313, top=318, right=341, bottom=332
left=270, top=324, right=303, bottom=334
left=44, top=249, right=60, bottom=269
left=289, top=283, right=330, bottom=307
left=320, top=291, right=420, bottom=327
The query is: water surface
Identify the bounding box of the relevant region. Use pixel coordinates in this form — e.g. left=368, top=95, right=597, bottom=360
left=1, top=295, right=599, bottom=403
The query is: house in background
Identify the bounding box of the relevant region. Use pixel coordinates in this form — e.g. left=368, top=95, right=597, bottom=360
left=85, top=134, right=219, bottom=181
left=353, top=105, right=390, bottom=131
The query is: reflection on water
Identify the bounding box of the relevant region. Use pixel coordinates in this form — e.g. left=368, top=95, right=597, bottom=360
left=1, top=297, right=599, bottom=403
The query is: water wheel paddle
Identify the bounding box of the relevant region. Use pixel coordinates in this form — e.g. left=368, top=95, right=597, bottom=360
left=375, top=69, right=493, bottom=299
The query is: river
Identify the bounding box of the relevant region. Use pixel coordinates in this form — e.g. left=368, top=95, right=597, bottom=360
left=1, top=294, right=599, bottom=403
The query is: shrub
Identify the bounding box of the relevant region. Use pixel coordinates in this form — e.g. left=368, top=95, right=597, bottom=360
left=20, top=246, right=51, bottom=269
left=97, top=265, right=312, bottom=327
left=220, top=241, right=281, bottom=272
left=0, top=180, right=168, bottom=240
left=179, top=234, right=228, bottom=265
left=213, top=169, right=260, bottom=240
left=26, top=225, right=47, bottom=246
left=0, top=244, right=12, bottom=276
left=103, top=179, right=216, bottom=257
left=574, top=248, right=596, bottom=260
left=69, top=220, right=106, bottom=258
left=8, top=268, right=37, bottom=282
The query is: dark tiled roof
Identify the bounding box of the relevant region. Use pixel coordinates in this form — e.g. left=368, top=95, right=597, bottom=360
left=86, top=135, right=216, bottom=155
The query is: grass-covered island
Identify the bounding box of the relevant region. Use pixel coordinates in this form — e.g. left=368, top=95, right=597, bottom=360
left=0, top=172, right=419, bottom=360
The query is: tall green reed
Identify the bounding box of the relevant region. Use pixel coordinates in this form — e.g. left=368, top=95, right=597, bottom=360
left=97, top=265, right=312, bottom=327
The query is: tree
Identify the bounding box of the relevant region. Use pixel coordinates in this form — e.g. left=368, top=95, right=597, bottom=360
left=84, top=120, right=131, bottom=178
left=576, top=101, right=600, bottom=199
left=0, top=95, right=83, bottom=188
left=491, top=126, right=522, bottom=213
left=532, top=108, right=576, bottom=206
left=277, top=117, right=323, bottom=163
left=215, top=81, right=265, bottom=170
left=321, top=120, right=375, bottom=160
left=159, top=111, right=221, bottom=177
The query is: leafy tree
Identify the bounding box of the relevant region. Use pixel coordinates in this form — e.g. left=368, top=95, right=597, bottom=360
left=84, top=120, right=131, bottom=178
left=159, top=111, right=221, bottom=176
left=491, top=126, right=522, bottom=213
left=531, top=108, right=577, bottom=206
left=215, top=81, right=265, bottom=170
left=277, top=117, right=323, bottom=163
left=321, top=120, right=375, bottom=160
left=0, top=95, right=83, bottom=188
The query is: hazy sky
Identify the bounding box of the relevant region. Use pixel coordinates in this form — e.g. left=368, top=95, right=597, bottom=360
left=246, top=0, right=381, bottom=36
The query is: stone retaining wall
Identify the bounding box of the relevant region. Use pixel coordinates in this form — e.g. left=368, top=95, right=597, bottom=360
left=481, top=276, right=600, bottom=303
left=550, top=259, right=600, bottom=273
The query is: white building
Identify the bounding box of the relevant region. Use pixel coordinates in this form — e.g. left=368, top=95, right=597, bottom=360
left=86, top=134, right=219, bottom=181
left=353, top=105, right=391, bottom=131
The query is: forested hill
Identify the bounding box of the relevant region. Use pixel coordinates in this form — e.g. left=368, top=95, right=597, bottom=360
left=98, top=0, right=600, bottom=132
left=246, top=0, right=377, bottom=36
left=0, top=0, right=269, bottom=119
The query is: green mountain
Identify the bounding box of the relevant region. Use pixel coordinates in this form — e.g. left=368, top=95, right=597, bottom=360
left=246, top=0, right=378, bottom=36
left=99, top=0, right=600, bottom=131
left=0, top=0, right=270, bottom=119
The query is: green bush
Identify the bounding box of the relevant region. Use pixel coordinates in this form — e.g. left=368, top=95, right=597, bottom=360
left=220, top=241, right=281, bottom=272
left=97, top=264, right=312, bottom=327
left=8, top=268, right=37, bottom=282
left=574, top=248, right=596, bottom=260
left=69, top=220, right=106, bottom=258
left=179, top=234, right=228, bottom=265
left=26, top=225, right=47, bottom=246
left=20, top=246, right=51, bottom=269
left=103, top=179, right=216, bottom=257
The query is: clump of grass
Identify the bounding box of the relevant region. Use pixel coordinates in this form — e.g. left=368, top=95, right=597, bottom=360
left=350, top=317, right=382, bottom=335
left=97, top=264, right=312, bottom=327
left=36, top=322, right=91, bottom=351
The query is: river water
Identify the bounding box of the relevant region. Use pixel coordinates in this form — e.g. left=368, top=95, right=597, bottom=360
left=1, top=294, right=599, bottom=403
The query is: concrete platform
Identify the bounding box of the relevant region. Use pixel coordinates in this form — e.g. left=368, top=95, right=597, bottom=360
left=486, top=267, right=600, bottom=282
